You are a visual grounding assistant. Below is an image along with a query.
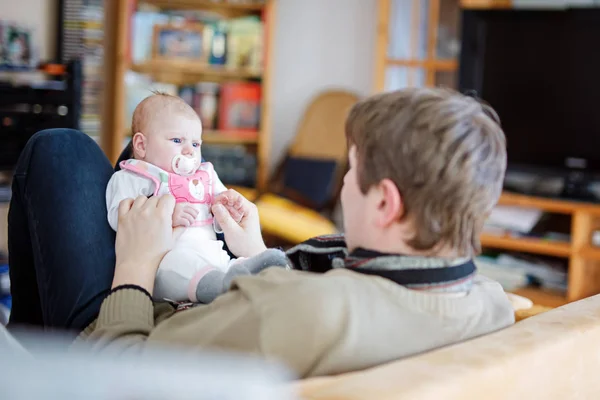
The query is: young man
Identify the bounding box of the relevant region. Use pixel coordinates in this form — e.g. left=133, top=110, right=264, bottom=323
left=10, top=88, right=513, bottom=379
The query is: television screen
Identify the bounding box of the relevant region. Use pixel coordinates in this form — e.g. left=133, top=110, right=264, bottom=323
left=459, top=9, right=600, bottom=174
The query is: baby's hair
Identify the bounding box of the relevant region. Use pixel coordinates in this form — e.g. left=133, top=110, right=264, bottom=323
left=131, top=91, right=199, bottom=134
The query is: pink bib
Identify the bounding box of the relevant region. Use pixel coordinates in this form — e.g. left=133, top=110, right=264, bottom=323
left=120, top=159, right=216, bottom=226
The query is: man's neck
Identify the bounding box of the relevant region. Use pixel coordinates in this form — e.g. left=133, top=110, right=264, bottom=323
left=355, top=228, right=462, bottom=259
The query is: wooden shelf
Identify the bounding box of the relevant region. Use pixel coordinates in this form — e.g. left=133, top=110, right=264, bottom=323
left=385, top=59, right=458, bottom=71
left=498, top=191, right=600, bottom=215
left=481, top=234, right=571, bottom=258
left=130, top=61, right=262, bottom=84
left=511, top=287, right=567, bottom=308
left=141, top=0, right=265, bottom=13
left=203, top=130, right=258, bottom=145
left=123, top=129, right=259, bottom=146
left=460, top=0, right=512, bottom=9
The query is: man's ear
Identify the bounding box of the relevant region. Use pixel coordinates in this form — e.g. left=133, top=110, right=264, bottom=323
left=132, top=132, right=146, bottom=159
left=376, top=178, right=404, bottom=227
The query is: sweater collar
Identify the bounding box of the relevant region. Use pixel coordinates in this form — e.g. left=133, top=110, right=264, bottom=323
left=286, top=235, right=476, bottom=293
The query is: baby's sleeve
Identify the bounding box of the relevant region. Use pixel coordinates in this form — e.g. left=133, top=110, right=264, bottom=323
left=212, top=169, right=228, bottom=196
left=105, top=170, right=154, bottom=231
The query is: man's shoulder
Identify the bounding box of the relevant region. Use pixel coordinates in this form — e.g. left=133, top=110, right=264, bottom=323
left=235, top=267, right=386, bottom=310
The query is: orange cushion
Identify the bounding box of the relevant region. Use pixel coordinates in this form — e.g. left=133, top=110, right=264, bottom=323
left=255, top=194, right=338, bottom=244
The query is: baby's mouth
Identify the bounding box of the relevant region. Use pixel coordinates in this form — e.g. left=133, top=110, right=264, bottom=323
left=172, top=154, right=198, bottom=176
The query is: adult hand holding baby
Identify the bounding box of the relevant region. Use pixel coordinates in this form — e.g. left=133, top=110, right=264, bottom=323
left=112, top=194, right=176, bottom=294
left=212, top=189, right=267, bottom=259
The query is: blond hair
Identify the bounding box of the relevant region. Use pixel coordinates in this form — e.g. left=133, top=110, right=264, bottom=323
left=345, top=87, right=506, bottom=256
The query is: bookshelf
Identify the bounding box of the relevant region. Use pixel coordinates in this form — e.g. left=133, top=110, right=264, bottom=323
left=374, top=1, right=600, bottom=308
left=102, top=0, right=275, bottom=190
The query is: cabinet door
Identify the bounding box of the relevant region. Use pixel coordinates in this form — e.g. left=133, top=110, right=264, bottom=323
left=385, top=66, right=427, bottom=91
left=377, top=0, right=461, bottom=91
left=434, top=70, right=458, bottom=89
left=387, top=0, right=430, bottom=61
left=437, top=0, right=461, bottom=60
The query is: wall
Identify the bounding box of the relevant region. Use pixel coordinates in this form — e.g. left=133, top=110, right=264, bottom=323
left=0, top=0, right=58, bottom=61
left=269, top=0, right=377, bottom=169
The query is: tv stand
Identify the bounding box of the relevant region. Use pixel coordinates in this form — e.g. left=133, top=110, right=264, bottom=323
left=560, top=171, right=598, bottom=202
left=482, top=191, right=600, bottom=308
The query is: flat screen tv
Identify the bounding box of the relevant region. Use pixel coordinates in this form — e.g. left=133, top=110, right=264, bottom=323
left=459, top=9, right=600, bottom=200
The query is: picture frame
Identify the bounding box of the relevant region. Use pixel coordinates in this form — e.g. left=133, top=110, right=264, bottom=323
left=152, top=23, right=207, bottom=63
left=0, top=23, right=33, bottom=68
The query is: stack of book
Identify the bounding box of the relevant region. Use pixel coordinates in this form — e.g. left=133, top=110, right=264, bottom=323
left=59, top=0, right=105, bottom=139
left=476, top=252, right=568, bottom=293
left=179, top=81, right=261, bottom=133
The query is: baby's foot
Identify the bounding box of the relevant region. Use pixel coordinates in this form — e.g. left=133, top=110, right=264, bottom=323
left=231, top=249, right=290, bottom=274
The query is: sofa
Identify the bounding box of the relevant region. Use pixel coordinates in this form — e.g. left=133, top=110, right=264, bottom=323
left=3, top=294, right=599, bottom=399
left=296, top=294, right=600, bottom=399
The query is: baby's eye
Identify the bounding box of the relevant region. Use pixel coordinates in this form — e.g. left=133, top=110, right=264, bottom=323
left=171, top=138, right=182, bottom=144
left=192, top=142, right=201, bottom=148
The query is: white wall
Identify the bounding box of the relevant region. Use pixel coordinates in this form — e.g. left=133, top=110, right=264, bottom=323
left=0, top=0, right=58, bottom=61
left=269, top=0, right=377, bottom=169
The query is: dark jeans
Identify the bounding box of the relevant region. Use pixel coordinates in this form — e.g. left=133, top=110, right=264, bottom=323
left=8, top=129, right=116, bottom=331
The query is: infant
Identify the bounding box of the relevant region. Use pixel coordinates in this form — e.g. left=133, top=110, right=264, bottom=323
left=106, top=93, right=288, bottom=303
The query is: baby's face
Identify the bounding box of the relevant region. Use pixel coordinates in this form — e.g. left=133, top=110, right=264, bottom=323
left=143, top=114, right=203, bottom=174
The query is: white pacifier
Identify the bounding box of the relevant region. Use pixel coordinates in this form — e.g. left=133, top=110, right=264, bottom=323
left=172, top=154, right=199, bottom=176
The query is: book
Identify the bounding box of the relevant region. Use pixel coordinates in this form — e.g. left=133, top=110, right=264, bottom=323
left=218, top=82, right=261, bottom=132
left=226, top=16, right=262, bottom=70
left=193, top=82, right=219, bottom=130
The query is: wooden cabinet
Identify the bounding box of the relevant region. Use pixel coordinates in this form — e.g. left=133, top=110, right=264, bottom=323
left=485, top=193, right=600, bottom=307
left=374, top=0, right=461, bottom=92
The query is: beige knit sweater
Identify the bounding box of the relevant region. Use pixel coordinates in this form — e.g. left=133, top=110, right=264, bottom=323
left=80, top=268, right=514, bottom=378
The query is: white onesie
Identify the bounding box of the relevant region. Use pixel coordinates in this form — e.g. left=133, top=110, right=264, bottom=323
left=106, top=158, right=234, bottom=301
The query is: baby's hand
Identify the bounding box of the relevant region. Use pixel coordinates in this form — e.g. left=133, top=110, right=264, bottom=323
left=213, top=190, right=245, bottom=224
left=172, top=203, right=199, bottom=227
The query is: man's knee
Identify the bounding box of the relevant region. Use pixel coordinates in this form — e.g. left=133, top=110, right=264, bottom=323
left=15, top=129, right=95, bottom=176
left=30, top=128, right=90, bottom=148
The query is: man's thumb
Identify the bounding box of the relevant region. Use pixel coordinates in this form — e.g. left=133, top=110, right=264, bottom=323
left=212, top=204, right=236, bottom=230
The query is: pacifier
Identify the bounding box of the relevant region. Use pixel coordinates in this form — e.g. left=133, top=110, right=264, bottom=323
left=172, top=154, right=199, bottom=176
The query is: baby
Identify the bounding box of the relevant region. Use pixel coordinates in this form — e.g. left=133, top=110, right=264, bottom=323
left=106, top=92, right=288, bottom=303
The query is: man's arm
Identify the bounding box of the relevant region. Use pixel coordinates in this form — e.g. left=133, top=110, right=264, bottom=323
left=84, top=286, right=155, bottom=355
left=84, top=270, right=343, bottom=378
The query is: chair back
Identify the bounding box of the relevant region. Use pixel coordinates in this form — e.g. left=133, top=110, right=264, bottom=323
left=273, top=90, right=359, bottom=211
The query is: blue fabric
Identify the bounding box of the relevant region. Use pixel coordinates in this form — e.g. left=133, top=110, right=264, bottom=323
left=9, top=129, right=117, bottom=330
left=281, top=157, right=337, bottom=209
